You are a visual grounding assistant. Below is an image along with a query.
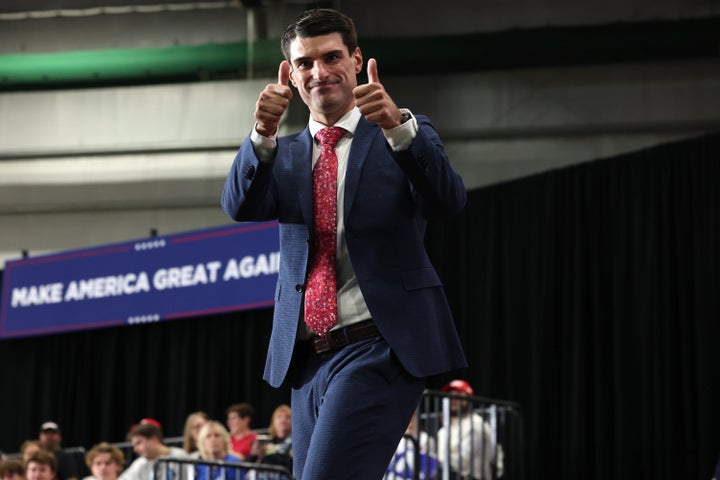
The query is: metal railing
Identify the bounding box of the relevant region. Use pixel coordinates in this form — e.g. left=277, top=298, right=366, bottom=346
left=385, top=390, right=524, bottom=480
left=3, top=392, right=521, bottom=480
left=154, top=457, right=291, bottom=480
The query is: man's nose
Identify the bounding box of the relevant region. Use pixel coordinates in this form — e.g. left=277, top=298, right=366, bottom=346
left=311, top=61, right=328, bottom=79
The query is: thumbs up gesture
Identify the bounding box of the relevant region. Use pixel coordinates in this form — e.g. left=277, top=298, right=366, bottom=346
left=255, top=61, right=294, bottom=137
left=354, top=58, right=403, bottom=129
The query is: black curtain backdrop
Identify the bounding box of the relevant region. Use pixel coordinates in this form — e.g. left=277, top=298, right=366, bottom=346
left=425, top=132, right=720, bottom=479
left=0, top=307, right=288, bottom=452
left=1, top=132, right=718, bottom=479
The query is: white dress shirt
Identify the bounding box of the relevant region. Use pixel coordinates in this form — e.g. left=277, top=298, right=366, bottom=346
left=251, top=107, right=418, bottom=338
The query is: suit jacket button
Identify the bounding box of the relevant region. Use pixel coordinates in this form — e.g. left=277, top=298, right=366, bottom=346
left=295, top=284, right=304, bottom=292
left=245, top=165, right=256, bottom=180
left=418, top=155, right=429, bottom=173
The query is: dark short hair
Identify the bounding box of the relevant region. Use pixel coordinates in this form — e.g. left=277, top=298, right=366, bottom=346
left=281, top=8, right=358, bottom=62
left=226, top=402, right=254, bottom=419
left=126, top=423, right=163, bottom=443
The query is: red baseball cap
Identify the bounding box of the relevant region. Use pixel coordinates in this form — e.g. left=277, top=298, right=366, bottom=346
left=129, top=417, right=162, bottom=432
left=441, top=379, right=474, bottom=396
left=139, top=418, right=162, bottom=428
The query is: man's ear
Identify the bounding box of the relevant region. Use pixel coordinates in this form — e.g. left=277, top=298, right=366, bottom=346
left=353, top=47, right=363, bottom=74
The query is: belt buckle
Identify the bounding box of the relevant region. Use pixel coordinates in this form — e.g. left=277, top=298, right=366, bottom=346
left=309, top=322, right=374, bottom=355
left=312, top=328, right=344, bottom=354
left=324, top=329, right=341, bottom=351
left=311, top=334, right=332, bottom=354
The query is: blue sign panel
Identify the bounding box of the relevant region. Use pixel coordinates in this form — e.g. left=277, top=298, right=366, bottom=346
left=0, top=221, right=279, bottom=339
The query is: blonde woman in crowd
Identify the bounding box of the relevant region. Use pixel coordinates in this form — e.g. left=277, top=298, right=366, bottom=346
left=83, top=443, right=125, bottom=480
left=248, top=405, right=292, bottom=473
left=182, top=412, right=209, bottom=458
left=196, top=421, right=242, bottom=480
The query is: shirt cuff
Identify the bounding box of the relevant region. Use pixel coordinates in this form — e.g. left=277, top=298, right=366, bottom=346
left=383, top=108, right=419, bottom=151
left=250, top=125, right=278, bottom=164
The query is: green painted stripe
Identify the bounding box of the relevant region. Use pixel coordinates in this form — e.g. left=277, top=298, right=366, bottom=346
left=0, top=40, right=281, bottom=85
left=1, top=17, right=718, bottom=89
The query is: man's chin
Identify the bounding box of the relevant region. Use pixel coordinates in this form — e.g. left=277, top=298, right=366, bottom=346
left=311, top=96, right=342, bottom=112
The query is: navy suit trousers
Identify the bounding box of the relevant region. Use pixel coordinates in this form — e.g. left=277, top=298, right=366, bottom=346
left=290, top=336, right=426, bottom=480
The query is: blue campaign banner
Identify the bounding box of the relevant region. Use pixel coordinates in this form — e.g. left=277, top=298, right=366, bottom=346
left=0, top=221, right=280, bottom=339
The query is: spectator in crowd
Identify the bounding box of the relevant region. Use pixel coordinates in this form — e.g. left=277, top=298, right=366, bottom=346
left=26, top=451, right=57, bottom=480
left=196, top=421, right=242, bottom=480
left=182, top=412, right=209, bottom=458
left=248, top=405, right=292, bottom=473
left=0, top=459, right=25, bottom=480
left=437, top=380, right=493, bottom=480
left=118, top=423, right=187, bottom=480
left=226, top=404, right=257, bottom=460
left=83, top=443, right=125, bottom=480
left=385, top=412, right=438, bottom=480
left=38, top=422, right=79, bottom=480
left=20, top=441, right=43, bottom=467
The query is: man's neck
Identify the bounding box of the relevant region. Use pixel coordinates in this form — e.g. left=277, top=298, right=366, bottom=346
left=311, top=104, right=355, bottom=127
left=147, top=444, right=169, bottom=460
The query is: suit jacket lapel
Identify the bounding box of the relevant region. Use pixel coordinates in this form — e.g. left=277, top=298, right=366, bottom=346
left=289, top=127, right=314, bottom=230
left=344, top=117, right=379, bottom=218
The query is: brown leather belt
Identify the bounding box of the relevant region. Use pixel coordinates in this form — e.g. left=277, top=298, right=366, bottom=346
left=307, top=319, right=380, bottom=355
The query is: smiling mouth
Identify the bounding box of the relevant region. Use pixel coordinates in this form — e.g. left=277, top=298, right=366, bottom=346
left=309, top=79, right=340, bottom=90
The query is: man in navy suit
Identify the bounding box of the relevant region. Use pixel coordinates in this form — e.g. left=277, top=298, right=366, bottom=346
left=221, top=8, right=467, bottom=479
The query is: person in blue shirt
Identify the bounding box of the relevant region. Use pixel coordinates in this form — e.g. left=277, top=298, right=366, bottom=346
left=195, top=421, right=243, bottom=480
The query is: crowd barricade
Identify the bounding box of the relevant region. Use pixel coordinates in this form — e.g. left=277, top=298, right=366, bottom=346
left=62, top=446, right=91, bottom=478
left=385, top=389, right=524, bottom=480
left=114, top=430, right=269, bottom=470
left=1, top=394, right=520, bottom=480
left=154, top=457, right=291, bottom=480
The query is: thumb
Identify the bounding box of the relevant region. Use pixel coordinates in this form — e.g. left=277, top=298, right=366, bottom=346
left=278, top=60, right=291, bottom=86
left=367, top=58, right=379, bottom=84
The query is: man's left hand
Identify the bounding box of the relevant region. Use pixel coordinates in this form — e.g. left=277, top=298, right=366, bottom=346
left=354, top=58, right=403, bottom=129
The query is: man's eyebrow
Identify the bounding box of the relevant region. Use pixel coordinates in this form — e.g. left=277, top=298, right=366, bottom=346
left=324, top=49, right=345, bottom=56
left=293, top=50, right=345, bottom=65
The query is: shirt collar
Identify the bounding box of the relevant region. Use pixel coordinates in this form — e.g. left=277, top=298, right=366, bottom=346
left=309, top=107, right=361, bottom=140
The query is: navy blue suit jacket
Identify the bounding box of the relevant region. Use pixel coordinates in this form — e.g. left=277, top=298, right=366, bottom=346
left=222, top=115, right=468, bottom=388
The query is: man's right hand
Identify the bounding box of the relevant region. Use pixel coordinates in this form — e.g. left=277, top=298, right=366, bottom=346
left=255, top=60, right=293, bottom=137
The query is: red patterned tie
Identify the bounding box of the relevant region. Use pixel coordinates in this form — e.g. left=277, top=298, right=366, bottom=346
left=304, top=126, right=345, bottom=337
